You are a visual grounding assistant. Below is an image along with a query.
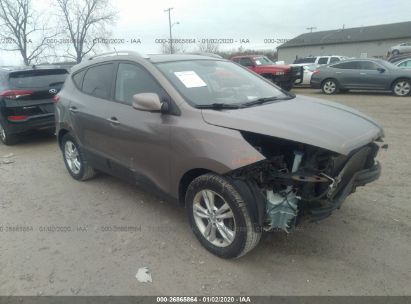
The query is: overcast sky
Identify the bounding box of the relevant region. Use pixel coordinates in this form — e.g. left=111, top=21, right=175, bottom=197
left=1, top=0, right=411, bottom=65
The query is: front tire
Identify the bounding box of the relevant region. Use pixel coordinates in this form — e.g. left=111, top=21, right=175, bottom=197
left=61, top=133, right=96, bottom=181
left=0, top=121, right=18, bottom=145
left=392, top=79, right=411, bottom=97
left=186, top=173, right=261, bottom=259
left=322, top=79, right=339, bottom=94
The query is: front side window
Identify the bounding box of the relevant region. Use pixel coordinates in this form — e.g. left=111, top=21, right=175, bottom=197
left=155, top=59, right=287, bottom=106
left=238, top=58, right=254, bottom=67
left=330, top=57, right=341, bottom=64
left=115, top=63, right=166, bottom=105
left=82, top=63, right=114, bottom=99
left=359, top=61, right=381, bottom=70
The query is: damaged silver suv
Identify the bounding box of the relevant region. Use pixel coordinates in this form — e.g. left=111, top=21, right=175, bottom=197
left=56, top=51, right=384, bottom=258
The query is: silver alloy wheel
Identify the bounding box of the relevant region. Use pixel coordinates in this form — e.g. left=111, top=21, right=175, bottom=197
left=0, top=122, right=5, bottom=141
left=323, top=80, right=336, bottom=94
left=192, top=189, right=236, bottom=247
left=394, top=80, right=411, bottom=96
left=64, top=140, right=81, bottom=174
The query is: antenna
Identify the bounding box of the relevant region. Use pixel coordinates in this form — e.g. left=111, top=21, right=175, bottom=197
left=113, top=47, right=118, bottom=55
left=306, top=26, right=317, bottom=33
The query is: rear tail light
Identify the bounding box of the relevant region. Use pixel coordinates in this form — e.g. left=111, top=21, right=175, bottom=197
left=53, top=95, right=60, bottom=103
left=312, top=69, right=320, bottom=75
left=8, top=115, right=29, bottom=121
left=0, top=90, right=33, bottom=99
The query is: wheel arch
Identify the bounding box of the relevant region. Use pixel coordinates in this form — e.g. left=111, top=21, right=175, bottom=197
left=178, top=168, right=213, bottom=206
left=390, top=77, right=411, bottom=89
left=57, top=128, right=70, bottom=149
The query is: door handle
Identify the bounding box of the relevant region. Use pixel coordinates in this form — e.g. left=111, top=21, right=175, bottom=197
left=69, top=106, right=78, bottom=113
left=336, top=71, right=342, bottom=74
left=360, top=72, right=367, bottom=75
left=107, top=117, right=120, bottom=125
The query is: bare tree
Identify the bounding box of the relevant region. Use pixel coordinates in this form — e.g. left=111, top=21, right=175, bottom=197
left=0, top=0, right=57, bottom=65
left=159, top=40, right=186, bottom=54
left=55, top=0, right=117, bottom=63
left=196, top=41, right=220, bottom=54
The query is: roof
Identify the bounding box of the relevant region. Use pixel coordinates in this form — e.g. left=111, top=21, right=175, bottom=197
left=278, top=21, right=411, bottom=49
left=148, top=54, right=224, bottom=63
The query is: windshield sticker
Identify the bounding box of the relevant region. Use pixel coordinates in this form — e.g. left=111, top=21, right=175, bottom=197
left=174, top=71, right=207, bottom=88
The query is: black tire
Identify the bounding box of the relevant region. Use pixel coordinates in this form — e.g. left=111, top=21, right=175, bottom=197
left=321, top=78, right=339, bottom=94
left=186, top=173, right=261, bottom=259
left=392, top=49, right=400, bottom=56
left=392, top=78, right=411, bottom=97
left=0, top=120, right=18, bottom=145
left=61, top=133, right=96, bottom=181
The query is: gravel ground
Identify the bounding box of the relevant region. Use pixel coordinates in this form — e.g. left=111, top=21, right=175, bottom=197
left=0, top=88, right=410, bottom=296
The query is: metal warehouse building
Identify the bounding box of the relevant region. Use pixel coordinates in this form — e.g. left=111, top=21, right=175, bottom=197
left=277, top=21, right=411, bottom=64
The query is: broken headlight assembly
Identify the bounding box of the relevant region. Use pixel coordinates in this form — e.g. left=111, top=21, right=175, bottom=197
left=229, top=131, right=381, bottom=232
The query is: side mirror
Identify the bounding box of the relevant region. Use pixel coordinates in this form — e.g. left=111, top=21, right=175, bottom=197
left=377, top=68, right=386, bottom=73
left=132, top=93, right=164, bottom=112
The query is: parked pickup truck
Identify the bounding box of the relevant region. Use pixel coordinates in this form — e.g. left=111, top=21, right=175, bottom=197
left=230, top=55, right=303, bottom=91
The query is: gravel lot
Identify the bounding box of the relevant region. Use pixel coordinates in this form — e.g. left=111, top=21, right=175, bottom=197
left=0, top=88, right=410, bottom=296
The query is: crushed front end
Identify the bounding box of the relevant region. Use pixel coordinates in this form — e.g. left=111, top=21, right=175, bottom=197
left=228, top=131, right=382, bottom=232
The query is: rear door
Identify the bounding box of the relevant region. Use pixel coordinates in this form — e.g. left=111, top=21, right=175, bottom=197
left=68, top=62, right=117, bottom=165
left=329, top=61, right=362, bottom=88
left=5, top=69, right=68, bottom=118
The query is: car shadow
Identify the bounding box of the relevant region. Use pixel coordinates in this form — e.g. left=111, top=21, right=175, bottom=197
left=13, top=130, right=57, bottom=146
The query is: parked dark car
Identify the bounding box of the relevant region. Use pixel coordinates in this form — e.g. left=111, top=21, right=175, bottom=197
left=0, top=66, right=68, bottom=144
left=56, top=51, right=383, bottom=258
left=310, top=58, right=411, bottom=96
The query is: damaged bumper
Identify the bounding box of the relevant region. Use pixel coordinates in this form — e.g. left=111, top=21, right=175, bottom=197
left=309, top=161, right=381, bottom=221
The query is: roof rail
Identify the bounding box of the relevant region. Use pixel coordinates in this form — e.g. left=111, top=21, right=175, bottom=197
left=87, top=51, right=149, bottom=61
left=184, top=52, right=223, bottom=59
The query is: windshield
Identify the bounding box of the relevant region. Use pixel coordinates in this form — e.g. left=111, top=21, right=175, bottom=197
left=254, top=56, right=273, bottom=66
left=155, top=60, right=287, bottom=107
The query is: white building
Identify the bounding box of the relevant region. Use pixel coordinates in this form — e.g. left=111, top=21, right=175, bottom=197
left=277, top=21, right=411, bottom=64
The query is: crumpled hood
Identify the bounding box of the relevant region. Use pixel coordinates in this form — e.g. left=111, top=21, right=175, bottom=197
left=201, top=95, right=384, bottom=155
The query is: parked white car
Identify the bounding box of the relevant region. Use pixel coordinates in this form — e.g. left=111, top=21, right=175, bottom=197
left=293, top=55, right=347, bottom=65
left=391, top=43, right=411, bottom=55
left=292, top=64, right=318, bottom=85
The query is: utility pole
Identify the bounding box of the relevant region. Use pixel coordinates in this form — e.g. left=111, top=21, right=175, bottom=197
left=164, top=7, right=174, bottom=54
left=306, top=26, right=317, bottom=33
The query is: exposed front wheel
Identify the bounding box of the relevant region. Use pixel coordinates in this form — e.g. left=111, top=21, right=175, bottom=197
left=392, top=79, right=411, bottom=97
left=61, top=133, right=96, bottom=181
left=0, top=121, right=18, bottom=145
left=186, top=173, right=261, bottom=258
left=322, top=79, right=339, bottom=94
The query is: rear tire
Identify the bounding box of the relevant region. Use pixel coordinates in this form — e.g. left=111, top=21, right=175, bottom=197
left=61, top=133, right=96, bottom=181
left=186, top=173, right=261, bottom=259
left=392, top=79, right=411, bottom=97
left=0, top=121, right=18, bottom=145
left=322, top=79, right=339, bottom=94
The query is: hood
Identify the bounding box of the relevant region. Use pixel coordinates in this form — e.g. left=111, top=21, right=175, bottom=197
left=201, top=95, right=384, bottom=155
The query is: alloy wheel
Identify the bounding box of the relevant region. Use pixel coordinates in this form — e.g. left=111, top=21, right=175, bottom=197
left=323, top=81, right=336, bottom=94
left=192, top=189, right=236, bottom=247
left=64, top=140, right=81, bottom=174
left=394, top=81, right=411, bottom=96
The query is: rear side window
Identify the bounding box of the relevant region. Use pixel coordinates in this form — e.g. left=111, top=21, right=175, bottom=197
left=317, top=57, right=328, bottom=64
left=331, top=61, right=361, bottom=69
left=330, top=57, right=340, bottom=64
left=9, top=69, right=68, bottom=89
left=115, top=63, right=166, bottom=105
left=72, top=69, right=86, bottom=89
left=82, top=63, right=114, bottom=99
